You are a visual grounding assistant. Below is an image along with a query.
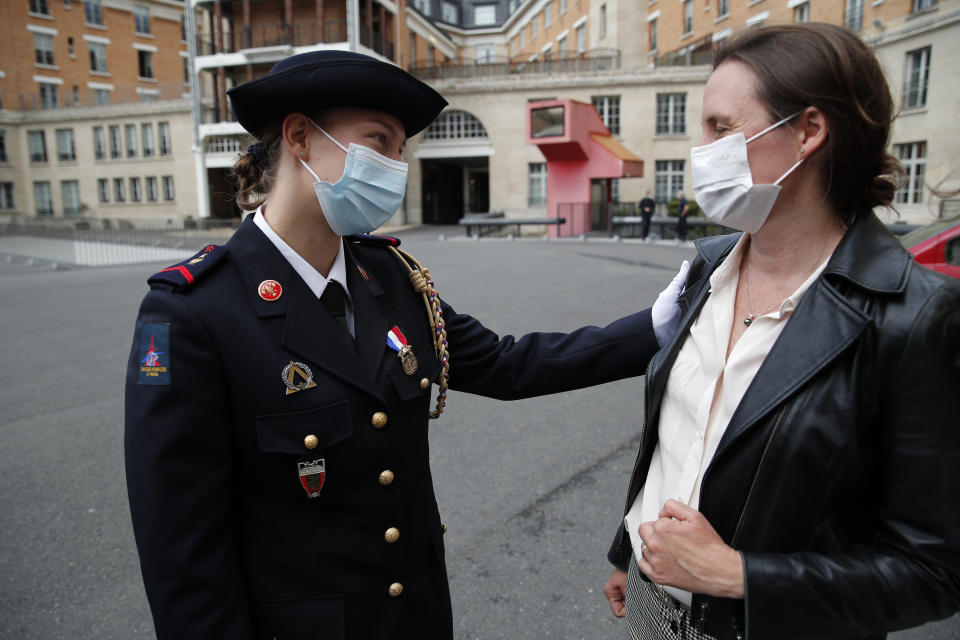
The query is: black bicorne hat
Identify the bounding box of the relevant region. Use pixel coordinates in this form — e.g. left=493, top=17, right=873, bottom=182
left=227, top=50, right=448, bottom=138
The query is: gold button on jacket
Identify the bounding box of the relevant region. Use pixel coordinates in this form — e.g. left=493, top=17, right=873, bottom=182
left=384, top=527, right=400, bottom=543
left=388, top=582, right=404, bottom=597
left=303, top=434, right=318, bottom=450
left=371, top=412, right=388, bottom=428
left=419, top=377, right=430, bottom=389
left=378, top=470, right=395, bottom=486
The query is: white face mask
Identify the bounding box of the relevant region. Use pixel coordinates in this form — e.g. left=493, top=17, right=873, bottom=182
left=690, top=111, right=804, bottom=234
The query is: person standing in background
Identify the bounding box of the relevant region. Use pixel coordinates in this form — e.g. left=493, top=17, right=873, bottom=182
left=675, top=190, right=689, bottom=242
left=639, top=190, right=656, bottom=241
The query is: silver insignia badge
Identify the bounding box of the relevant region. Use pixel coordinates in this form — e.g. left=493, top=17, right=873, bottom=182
left=298, top=459, right=326, bottom=498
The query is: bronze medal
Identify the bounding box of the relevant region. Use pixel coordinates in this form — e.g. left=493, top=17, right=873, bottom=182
left=399, top=345, right=418, bottom=375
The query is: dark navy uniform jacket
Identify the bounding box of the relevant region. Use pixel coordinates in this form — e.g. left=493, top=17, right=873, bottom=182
left=125, top=216, right=660, bottom=640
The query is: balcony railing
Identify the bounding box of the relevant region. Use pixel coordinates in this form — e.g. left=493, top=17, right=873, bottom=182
left=195, top=19, right=348, bottom=55
left=409, top=49, right=621, bottom=80
left=359, top=27, right=395, bottom=60
left=654, top=50, right=715, bottom=68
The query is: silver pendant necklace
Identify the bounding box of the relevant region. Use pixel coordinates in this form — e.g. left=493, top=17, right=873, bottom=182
left=740, top=262, right=784, bottom=327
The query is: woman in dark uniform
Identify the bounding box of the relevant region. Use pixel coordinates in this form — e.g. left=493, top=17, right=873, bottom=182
left=125, top=50, right=686, bottom=640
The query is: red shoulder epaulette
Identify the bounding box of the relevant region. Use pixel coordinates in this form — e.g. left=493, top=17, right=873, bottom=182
left=346, top=233, right=401, bottom=248
left=148, top=244, right=228, bottom=290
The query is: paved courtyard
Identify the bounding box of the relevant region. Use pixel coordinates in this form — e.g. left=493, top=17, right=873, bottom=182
left=0, top=227, right=956, bottom=638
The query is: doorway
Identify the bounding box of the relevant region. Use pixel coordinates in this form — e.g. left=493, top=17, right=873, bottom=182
left=420, top=156, right=490, bottom=224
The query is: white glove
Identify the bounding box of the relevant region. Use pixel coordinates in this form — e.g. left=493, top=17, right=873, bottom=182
left=651, top=260, right=690, bottom=348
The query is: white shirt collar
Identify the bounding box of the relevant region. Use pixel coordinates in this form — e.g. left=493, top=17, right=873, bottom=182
left=252, top=207, right=351, bottom=302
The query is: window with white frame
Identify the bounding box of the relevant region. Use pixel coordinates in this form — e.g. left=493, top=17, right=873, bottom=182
left=30, top=0, right=50, bottom=15
left=113, top=177, right=125, bottom=202
left=0, top=130, right=7, bottom=163
left=424, top=110, right=489, bottom=140
left=0, top=183, right=15, bottom=209
left=656, top=93, right=686, bottom=135
left=158, top=122, right=171, bottom=155
left=591, top=95, right=620, bottom=135
left=655, top=160, right=685, bottom=203
left=649, top=17, right=658, bottom=51
left=913, top=0, right=937, bottom=12
left=717, top=0, right=729, bottom=18
left=142, top=123, right=155, bottom=157
left=125, top=124, right=138, bottom=157
left=34, top=181, right=53, bottom=215
left=68, top=36, right=75, bottom=58
left=904, top=47, right=930, bottom=110
left=508, top=0, right=517, bottom=13
left=28, top=130, right=47, bottom=163
left=414, top=0, right=430, bottom=16
left=62, top=180, right=81, bottom=215
left=558, top=35, right=568, bottom=58
left=474, top=4, right=496, bottom=25
left=39, top=83, right=58, bottom=109
left=130, top=177, right=142, bottom=202
left=134, top=6, right=151, bottom=35
left=475, top=43, right=495, bottom=63
left=844, top=0, right=863, bottom=31
left=146, top=176, right=158, bottom=201
left=895, top=141, right=926, bottom=204
left=576, top=23, right=586, bottom=53
left=56, top=129, right=76, bottom=161
left=138, top=50, right=154, bottom=79
left=93, top=88, right=110, bottom=105
left=560, top=0, right=567, bottom=13
left=93, top=126, right=105, bottom=159
left=683, top=0, right=694, bottom=35
left=162, top=176, right=175, bottom=201
left=794, top=1, right=810, bottom=22
left=109, top=125, right=121, bottom=158
left=98, top=178, right=109, bottom=202
left=84, top=0, right=103, bottom=25
left=89, top=42, right=107, bottom=72
left=528, top=163, right=547, bottom=206
left=442, top=1, right=457, bottom=22
left=544, top=2, right=551, bottom=28
left=34, top=34, right=55, bottom=66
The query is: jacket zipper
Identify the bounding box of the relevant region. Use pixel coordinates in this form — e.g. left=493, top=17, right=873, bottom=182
left=695, top=399, right=795, bottom=632
left=616, top=371, right=653, bottom=560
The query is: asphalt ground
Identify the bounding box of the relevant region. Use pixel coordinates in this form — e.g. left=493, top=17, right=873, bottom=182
left=0, top=226, right=957, bottom=639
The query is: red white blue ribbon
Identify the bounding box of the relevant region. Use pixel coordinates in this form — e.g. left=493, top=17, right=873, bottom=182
left=386, top=326, right=408, bottom=353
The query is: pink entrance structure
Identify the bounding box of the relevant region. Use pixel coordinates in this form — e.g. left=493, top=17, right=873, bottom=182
left=526, top=99, right=644, bottom=237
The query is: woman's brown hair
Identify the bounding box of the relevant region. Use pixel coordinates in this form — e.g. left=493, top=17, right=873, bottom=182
left=230, top=121, right=284, bottom=212
left=715, top=23, right=900, bottom=217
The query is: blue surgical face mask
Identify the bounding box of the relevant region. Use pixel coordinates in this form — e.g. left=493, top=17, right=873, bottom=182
left=298, top=119, right=408, bottom=236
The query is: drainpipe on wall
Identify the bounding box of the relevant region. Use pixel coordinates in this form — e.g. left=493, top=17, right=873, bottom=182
left=347, top=0, right=358, bottom=52
left=186, top=1, right=211, bottom=218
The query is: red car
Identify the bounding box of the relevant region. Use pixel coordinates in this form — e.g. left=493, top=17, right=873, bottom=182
left=899, top=216, right=960, bottom=279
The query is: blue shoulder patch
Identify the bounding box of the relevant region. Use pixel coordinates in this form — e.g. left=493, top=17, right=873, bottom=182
left=148, top=244, right=228, bottom=290
left=346, top=234, right=401, bottom=248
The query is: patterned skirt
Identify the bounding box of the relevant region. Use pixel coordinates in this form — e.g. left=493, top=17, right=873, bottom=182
left=624, top=555, right=719, bottom=640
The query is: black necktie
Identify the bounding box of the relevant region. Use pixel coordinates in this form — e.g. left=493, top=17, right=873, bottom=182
left=321, top=280, right=353, bottom=343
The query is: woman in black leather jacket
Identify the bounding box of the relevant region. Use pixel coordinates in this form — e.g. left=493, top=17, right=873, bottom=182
left=603, top=23, right=960, bottom=640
